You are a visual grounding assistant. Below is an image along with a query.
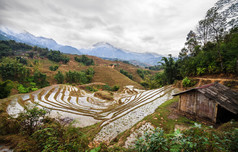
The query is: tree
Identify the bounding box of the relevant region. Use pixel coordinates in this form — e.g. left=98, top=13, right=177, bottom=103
left=0, top=58, right=30, bottom=81
left=74, top=55, right=94, bottom=66
left=0, top=80, right=13, bottom=99
left=179, top=47, right=189, bottom=60
left=54, top=71, right=64, bottom=84
left=159, top=54, right=178, bottom=84
left=196, top=7, right=227, bottom=71
left=185, top=30, right=199, bottom=56
left=0, top=43, right=13, bottom=58
left=33, top=71, right=49, bottom=88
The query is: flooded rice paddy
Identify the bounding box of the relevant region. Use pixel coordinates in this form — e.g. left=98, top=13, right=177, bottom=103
left=6, top=84, right=177, bottom=142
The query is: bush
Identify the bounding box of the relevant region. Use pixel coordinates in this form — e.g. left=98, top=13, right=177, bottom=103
left=134, top=123, right=236, bottom=152
left=182, top=77, right=197, bottom=87
left=18, top=107, right=49, bottom=135
left=0, top=112, right=20, bottom=135
left=102, top=85, right=111, bottom=91
left=120, top=69, right=133, bottom=80
left=85, top=86, right=98, bottom=92
left=33, top=71, right=49, bottom=88
left=112, top=85, right=120, bottom=91
left=18, top=84, right=29, bottom=93
left=17, top=82, right=38, bottom=93
left=74, top=55, right=94, bottom=66
left=137, top=69, right=150, bottom=79
left=49, top=65, right=59, bottom=71
left=135, top=128, right=168, bottom=152
left=94, top=91, right=114, bottom=101
left=65, top=68, right=94, bottom=84
left=47, top=50, right=69, bottom=64
left=0, top=80, right=13, bottom=99
left=0, top=42, right=14, bottom=59
left=16, top=56, right=28, bottom=65
left=0, top=57, right=30, bottom=81
left=54, top=71, right=64, bottom=84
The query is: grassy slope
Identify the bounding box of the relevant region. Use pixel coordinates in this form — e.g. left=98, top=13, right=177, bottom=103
left=28, top=54, right=145, bottom=89
left=114, top=96, right=195, bottom=146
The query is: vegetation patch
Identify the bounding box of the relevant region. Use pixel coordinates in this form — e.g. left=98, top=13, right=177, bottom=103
left=94, top=91, right=114, bottom=101
left=182, top=77, right=198, bottom=88
left=120, top=69, right=133, bottom=80
left=74, top=55, right=94, bottom=66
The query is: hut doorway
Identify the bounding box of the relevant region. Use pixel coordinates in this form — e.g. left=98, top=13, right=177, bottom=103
left=216, top=105, right=237, bottom=123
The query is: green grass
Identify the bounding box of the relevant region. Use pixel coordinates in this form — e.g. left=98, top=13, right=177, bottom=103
left=143, top=96, right=194, bottom=133
left=114, top=96, right=195, bottom=146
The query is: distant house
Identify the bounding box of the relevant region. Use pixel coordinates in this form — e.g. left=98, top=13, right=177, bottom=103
left=173, top=82, right=238, bottom=123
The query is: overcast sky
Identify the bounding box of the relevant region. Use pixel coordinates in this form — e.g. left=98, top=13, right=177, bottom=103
left=0, top=0, right=218, bottom=56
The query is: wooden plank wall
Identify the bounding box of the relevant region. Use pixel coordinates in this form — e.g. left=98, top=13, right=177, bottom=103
left=178, top=91, right=217, bottom=122
left=196, top=93, right=216, bottom=122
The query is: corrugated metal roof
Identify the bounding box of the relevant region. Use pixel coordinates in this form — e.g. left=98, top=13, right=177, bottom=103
left=173, top=82, right=238, bottom=114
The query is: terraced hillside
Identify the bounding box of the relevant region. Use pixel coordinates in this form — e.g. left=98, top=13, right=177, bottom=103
left=4, top=84, right=177, bottom=142
left=26, top=55, right=145, bottom=90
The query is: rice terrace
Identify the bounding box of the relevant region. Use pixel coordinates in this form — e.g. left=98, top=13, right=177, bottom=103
left=0, top=0, right=238, bottom=151
left=5, top=84, right=178, bottom=143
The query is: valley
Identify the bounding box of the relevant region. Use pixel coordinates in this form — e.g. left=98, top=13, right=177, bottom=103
left=0, top=0, right=238, bottom=151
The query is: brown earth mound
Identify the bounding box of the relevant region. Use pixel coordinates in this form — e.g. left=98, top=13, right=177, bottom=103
left=94, top=91, right=114, bottom=101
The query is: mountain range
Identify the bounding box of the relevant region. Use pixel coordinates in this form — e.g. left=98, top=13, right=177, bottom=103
left=0, top=0, right=237, bottom=66
left=0, top=27, right=164, bottom=66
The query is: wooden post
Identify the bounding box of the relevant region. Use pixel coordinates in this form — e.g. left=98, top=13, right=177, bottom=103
left=178, top=96, right=181, bottom=111
left=194, top=92, right=197, bottom=114
left=213, top=103, right=218, bottom=123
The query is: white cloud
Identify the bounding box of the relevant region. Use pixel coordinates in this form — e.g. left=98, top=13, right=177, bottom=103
left=0, top=0, right=217, bottom=56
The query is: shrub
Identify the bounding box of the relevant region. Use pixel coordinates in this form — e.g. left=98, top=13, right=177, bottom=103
left=137, top=69, right=151, bottom=79
left=102, top=84, right=111, bottom=91
left=182, top=77, right=197, bottom=87
left=85, top=86, right=98, bottom=92
left=0, top=80, right=13, bottom=99
left=65, top=68, right=94, bottom=84
left=33, top=71, right=49, bottom=88
left=94, top=91, right=114, bottom=101
left=120, top=69, right=133, bottom=80
left=112, top=85, right=120, bottom=91
left=140, top=81, right=149, bottom=89
left=135, top=128, right=168, bottom=152
left=16, top=56, right=28, bottom=65
left=18, top=107, right=49, bottom=135
left=0, top=112, right=20, bottom=135
left=74, top=55, right=94, bottom=66
left=134, top=123, right=235, bottom=152
left=54, top=71, right=64, bottom=84
left=49, top=65, right=59, bottom=71
left=47, top=50, right=69, bottom=64
left=18, top=84, right=29, bottom=93
left=0, top=57, right=30, bottom=81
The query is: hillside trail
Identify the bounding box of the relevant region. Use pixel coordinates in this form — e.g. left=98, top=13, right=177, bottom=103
left=192, top=77, right=238, bottom=86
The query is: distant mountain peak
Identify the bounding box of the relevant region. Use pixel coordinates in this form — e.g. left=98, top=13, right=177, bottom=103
left=93, top=42, right=114, bottom=48
left=0, top=27, right=81, bottom=55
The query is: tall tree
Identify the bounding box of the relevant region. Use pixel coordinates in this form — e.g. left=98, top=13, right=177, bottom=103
left=185, top=30, right=199, bottom=56
left=160, top=54, right=177, bottom=84
left=197, top=7, right=227, bottom=70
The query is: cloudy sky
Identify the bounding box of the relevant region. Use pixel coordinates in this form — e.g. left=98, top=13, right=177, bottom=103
left=0, top=0, right=217, bottom=56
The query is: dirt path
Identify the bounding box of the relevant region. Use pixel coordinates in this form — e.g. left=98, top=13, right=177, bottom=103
left=192, top=77, right=238, bottom=87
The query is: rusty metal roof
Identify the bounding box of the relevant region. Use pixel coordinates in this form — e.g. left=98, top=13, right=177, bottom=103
left=173, top=82, right=238, bottom=114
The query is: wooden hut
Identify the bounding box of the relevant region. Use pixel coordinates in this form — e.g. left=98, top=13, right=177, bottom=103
left=173, top=82, right=238, bottom=123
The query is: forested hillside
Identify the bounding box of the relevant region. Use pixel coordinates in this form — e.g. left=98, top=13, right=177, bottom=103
left=143, top=8, right=238, bottom=89
left=0, top=40, right=150, bottom=99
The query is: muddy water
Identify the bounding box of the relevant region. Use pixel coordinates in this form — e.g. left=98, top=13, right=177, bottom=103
left=94, top=86, right=178, bottom=142
left=0, top=145, right=13, bottom=152
left=5, top=85, right=178, bottom=132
